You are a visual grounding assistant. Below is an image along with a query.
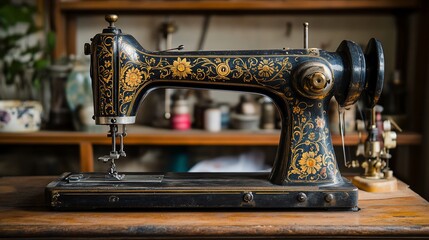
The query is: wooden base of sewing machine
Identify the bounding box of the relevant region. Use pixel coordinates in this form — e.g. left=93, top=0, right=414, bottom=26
left=46, top=172, right=358, bottom=211
left=352, top=176, right=398, bottom=192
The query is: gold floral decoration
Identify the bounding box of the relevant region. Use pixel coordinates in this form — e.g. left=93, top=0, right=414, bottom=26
left=124, top=67, right=142, bottom=88
left=104, top=60, right=111, bottom=68
left=287, top=100, right=338, bottom=182
left=315, top=116, right=325, bottom=128
left=97, top=35, right=115, bottom=115
left=124, top=95, right=133, bottom=103
left=257, top=59, right=275, bottom=78
left=111, top=40, right=339, bottom=183
left=298, top=151, right=322, bottom=175
left=308, top=132, right=316, bottom=141
left=293, top=106, right=301, bottom=114
left=171, top=57, right=192, bottom=79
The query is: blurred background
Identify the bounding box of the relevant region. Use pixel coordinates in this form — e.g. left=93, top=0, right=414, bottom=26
left=0, top=0, right=428, bottom=200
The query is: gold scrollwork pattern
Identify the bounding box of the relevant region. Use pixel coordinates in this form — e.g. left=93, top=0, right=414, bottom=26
left=287, top=100, right=338, bottom=182
left=97, top=35, right=115, bottom=115
left=118, top=42, right=174, bottom=114
left=96, top=36, right=340, bottom=183
left=115, top=38, right=298, bottom=114
left=51, top=192, right=61, bottom=207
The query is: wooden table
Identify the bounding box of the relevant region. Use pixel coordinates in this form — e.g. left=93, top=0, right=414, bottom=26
left=0, top=176, right=428, bottom=239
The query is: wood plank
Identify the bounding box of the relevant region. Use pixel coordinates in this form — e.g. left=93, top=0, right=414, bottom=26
left=0, top=176, right=428, bottom=238
left=0, top=127, right=422, bottom=146
left=58, top=0, right=420, bottom=12
left=79, top=142, right=94, bottom=171
left=65, top=14, right=77, bottom=55
left=52, top=0, right=66, bottom=60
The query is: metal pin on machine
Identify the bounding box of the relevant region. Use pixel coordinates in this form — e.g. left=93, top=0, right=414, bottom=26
left=304, top=22, right=309, bottom=49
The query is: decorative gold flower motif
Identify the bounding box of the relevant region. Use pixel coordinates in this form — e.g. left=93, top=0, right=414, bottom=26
left=104, top=60, right=111, bottom=68
left=216, top=63, right=231, bottom=76
left=293, top=106, right=302, bottom=114
left=257, top=59, right=275, bottom=78
left=309, top=132, right=316, bottom=140
left=315, top=116, right=325, bottom=128
left=124, top=95, right=133, bottom=103
left=171, top=57, right=192, bottom=79
left=298, top=151, right=322, bottom=175
left=124, top=67, right=142, bottom=87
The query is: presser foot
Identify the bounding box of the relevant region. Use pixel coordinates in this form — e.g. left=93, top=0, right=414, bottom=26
left=107, top=159, right=125, bottom=180
left=97, top=124, right=127, bottom=181
left=97, top=156, right=125, bottom=181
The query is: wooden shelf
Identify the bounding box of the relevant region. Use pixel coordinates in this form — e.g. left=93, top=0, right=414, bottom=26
left=0, top=125, right=421, bottom=146
left=51, top=0, right=420, bottom=59
left=58, top=0, right=420, bottom=12
left=0, top=126, right=422, bottom=172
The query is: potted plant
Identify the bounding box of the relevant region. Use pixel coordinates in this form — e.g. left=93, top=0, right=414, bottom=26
left=0, top=0, right=54, bottom=132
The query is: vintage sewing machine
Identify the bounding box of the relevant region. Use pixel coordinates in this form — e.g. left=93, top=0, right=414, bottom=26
left=46, top=15, right=384, bottom=210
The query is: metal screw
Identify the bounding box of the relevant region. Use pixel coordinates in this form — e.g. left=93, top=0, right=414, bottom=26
left=111, top=118, right=117, bottom=123
left=297, top=192, right=307, bottom=202
left=309, top=72, right=327, bottom=90
left=243, top=192, right=254, bottom=203
left=324, top=193, right=334, bottom=203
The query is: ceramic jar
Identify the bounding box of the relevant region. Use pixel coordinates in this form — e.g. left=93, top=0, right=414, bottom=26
left=0, top=100, right=43, bottom=132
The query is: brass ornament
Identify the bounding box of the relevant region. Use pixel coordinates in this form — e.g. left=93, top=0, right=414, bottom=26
left=216, top=63, right=231, bottom=77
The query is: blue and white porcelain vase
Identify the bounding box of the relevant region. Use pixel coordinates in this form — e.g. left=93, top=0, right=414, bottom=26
left=0, top=100, right=43, bottom=132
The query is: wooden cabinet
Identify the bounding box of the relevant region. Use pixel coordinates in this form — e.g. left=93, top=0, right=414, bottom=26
left=51, top=0, right=421, bottom=59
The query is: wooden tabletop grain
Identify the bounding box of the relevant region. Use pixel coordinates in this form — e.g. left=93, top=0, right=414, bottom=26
left=0, top=176, right=428, bottom=239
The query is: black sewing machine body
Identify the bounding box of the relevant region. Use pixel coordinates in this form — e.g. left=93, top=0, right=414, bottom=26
left=46, top=15, right=384, bottom=210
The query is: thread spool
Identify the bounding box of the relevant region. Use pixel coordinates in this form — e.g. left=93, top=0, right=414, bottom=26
left=204, top=106, right=221, bottom=132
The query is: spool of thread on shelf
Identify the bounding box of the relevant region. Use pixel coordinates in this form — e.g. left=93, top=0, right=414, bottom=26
left=171, top=95, right=191, bottom=130
left=204, top=106, right=221, bottom=132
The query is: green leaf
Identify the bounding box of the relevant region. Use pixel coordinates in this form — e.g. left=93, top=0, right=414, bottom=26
left=0, top=0, right=12, bottom=8
left=9, top=60, right=24, bottom=74
left=3, top=62, right=15, bottom=85
left=46, top=31, right=56, bottom=53
left=0, top=3, right=36, bottom=28
left=34, top=59, right=49, bottom=70
left=0, top=1, right=52, bottom=91
left=32, top=77, right=41, bottom=90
